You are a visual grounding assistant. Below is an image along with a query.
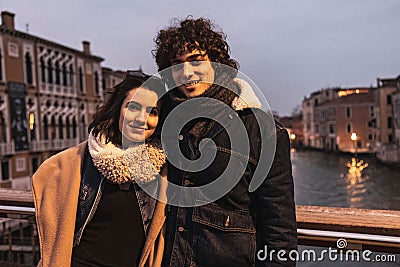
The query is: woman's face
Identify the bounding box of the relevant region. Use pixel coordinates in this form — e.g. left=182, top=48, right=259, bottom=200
left=119, top=87, right=159, bottom=144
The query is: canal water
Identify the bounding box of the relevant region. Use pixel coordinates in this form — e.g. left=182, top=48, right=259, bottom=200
left=293, top=149, right=400, bottom=210
left=292, top=149, right=400, bottom=266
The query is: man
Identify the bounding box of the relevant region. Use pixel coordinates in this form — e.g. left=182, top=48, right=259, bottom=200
left=153, top=17, right=297, bottom=266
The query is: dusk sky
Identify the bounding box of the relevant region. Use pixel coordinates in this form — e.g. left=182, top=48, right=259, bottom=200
left=2, top=0, right=400, bottom=116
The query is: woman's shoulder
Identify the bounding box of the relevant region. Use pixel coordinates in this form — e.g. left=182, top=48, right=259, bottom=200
left=32, top=141, right=87, bottom=182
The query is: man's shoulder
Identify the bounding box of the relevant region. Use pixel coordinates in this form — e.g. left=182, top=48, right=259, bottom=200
left=237, top=108, right=285, bottom=132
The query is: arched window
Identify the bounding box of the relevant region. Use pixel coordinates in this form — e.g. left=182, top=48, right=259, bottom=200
left=47, top=59, right=53, bottom=84
left=66, top=117, right=71, bottom=139
left=69, top=65, right=74, bottom=87
left=72, top=117, right=77, bottom=138
left=0, top=48, right=3, bottom=81
left=51, top=116, right=56, bottom=139
left=94, top=71, right=99, bottom=95
left=81, top=115, right=87, bottom=139
left=43, top=115, right=49, bottom=140
left=58, top=116, right=64, bottom=139
left=55, top=61, right=60, bottom=85
left=0, top=111, right=6, bottom=143
left=62, top=63, right=67, bottom=86
left=25, top=52, right=33, bottom=85
left=40, top=57, right=46, bottom=83
left=346, top=123, right=352, bottom=134
left=79, top=66, right=84, bottom=93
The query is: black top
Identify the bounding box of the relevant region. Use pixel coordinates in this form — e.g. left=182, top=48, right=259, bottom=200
left=71, top=181, right=145, bottom=267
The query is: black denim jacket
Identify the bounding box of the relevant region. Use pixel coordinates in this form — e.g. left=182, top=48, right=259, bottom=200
left=72, top=146, right=157, bottom=246
left=162, top=108, right=298, bottom=267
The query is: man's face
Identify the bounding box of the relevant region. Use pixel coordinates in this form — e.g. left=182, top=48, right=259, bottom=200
left=171, top=49, right=215, bottom=98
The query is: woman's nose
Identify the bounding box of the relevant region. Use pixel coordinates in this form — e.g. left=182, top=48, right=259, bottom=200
left=135, top=110, right=147, bottom=124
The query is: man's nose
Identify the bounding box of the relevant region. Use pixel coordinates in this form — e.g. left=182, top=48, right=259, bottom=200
left=182, top=62, right=194, bottom=77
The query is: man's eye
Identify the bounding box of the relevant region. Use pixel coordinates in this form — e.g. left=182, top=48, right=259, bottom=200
left=171, top=64, right=183, bottom=71
left=190, top=61, right=202, bottom=66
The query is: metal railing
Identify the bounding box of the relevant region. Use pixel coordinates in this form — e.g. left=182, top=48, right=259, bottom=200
left=1, top=189, right=400, bottom=264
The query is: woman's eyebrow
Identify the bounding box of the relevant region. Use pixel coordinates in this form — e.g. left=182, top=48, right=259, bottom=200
left=126, top=100, right=141, bottom=106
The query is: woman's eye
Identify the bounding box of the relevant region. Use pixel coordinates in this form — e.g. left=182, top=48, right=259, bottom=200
left=149, top=108, right=159, bottom=116
left=127, top=103, right=140, bottom=111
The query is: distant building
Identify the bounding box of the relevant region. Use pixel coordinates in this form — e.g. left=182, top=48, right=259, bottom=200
left=276, top=114, right=303, bottom=148
left=376, top=75, right=400, bottom=163
left=101, top=67, right=125, bottom=100
left=334, top=89, right=375, bottom=153
left=302, top=88, right=339, bottom=148
left=0, top=11, right=110, bottom=188
left=302, top=87, right=376, bottom=153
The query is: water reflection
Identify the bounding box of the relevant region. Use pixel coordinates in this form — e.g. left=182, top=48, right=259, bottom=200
left=344, top=158, right=369, bottom=205
left=291, top=149, right=400, bottom=210
left=293, top=151, right=400, bottom=266
left=346, top=158, right=368, bottom=181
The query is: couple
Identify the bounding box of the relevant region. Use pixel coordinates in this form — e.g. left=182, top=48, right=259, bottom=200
left=32, top=17, right=297, bottom=267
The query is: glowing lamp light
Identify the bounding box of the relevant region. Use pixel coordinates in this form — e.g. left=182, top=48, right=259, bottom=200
left=290, top=133, right=296, bottom=140
left=350, top=132, right=357, bottom=141
left=29, top=112, right=35, bottom=130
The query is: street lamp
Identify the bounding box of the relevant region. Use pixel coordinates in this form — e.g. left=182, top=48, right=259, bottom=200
left=351, top=132, right=357, bottom=159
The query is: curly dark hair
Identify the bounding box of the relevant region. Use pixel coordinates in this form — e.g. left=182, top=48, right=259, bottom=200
left=153, top=17, right=239, bottom=84
left=88, top=73, right=165, bottom=146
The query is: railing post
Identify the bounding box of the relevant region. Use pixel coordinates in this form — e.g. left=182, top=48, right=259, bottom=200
left=31, top=223, right=37, bottom=265
left=7, top=225, right=12, bottom=262
left=19, top=221, right=25, bottom=264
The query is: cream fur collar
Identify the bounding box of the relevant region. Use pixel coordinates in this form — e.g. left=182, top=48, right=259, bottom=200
left=88, top=133, right=166, bottom=184
left=232, top=78, right=262, bottom=110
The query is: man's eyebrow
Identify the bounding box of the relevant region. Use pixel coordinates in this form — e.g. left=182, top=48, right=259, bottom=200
left=171, top=53, right=206, bottom=64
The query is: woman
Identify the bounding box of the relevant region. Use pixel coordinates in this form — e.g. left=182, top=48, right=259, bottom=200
left=32, top=72, right=168, bottom=267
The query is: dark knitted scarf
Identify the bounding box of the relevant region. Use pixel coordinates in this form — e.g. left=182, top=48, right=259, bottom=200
left=168, top=72, right=241, bottom=146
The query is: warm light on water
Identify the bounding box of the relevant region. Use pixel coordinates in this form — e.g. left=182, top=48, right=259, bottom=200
left=291, top=149, right=400, bottom=210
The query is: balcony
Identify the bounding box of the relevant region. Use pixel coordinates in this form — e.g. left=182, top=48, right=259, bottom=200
left=0, top=143, right=15, bottom=156
left=30, top=139, right=79, bottom=152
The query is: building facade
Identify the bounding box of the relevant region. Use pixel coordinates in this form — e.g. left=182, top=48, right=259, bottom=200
left=376, top=76, right=400, bottom=163
left=0, top=11, right=107, bottom=188
left=302, top=88, right=339, bottom=147
left=302, top=87, right=376, bottom=154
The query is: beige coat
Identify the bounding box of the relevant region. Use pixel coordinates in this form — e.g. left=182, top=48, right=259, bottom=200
left=32, top=141, right=166, bottom=267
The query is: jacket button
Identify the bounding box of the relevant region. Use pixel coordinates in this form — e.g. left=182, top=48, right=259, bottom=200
left=178, top=134, right=184, bottom=141
left=178, top=226, right=185, bottom=232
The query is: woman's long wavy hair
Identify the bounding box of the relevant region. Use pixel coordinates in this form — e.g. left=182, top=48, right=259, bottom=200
left=88, top=74, right=165, bottom=146
left=153, top=17, right=239, bottom=85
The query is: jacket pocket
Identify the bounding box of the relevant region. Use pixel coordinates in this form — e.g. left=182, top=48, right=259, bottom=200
left=192, top=202, right=255, bottom=233
left=191, top=203, right=256, bottom=266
